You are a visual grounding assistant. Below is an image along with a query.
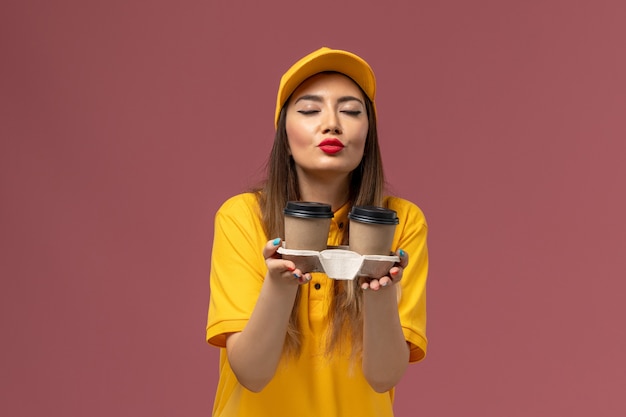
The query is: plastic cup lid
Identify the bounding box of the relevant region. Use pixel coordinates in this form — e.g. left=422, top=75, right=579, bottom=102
left=348, top=205, right=399, bottom=225
left=284, top=201, right=334, bottom=218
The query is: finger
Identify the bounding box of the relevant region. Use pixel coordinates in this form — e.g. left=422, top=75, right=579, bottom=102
left=389, top=266, right=403, bottom=282
left=289, top=266, right=302, bottom=280
left=263, top=237, right=283, bottom=260
left=379, top=276, right=393, bottom=287
left=358, top=276, right=371, bottom=290
left=266, top=259, right=307, bottom=286
left=396, top=248, right=409, bottom=268
left=266, top=256, right=295, bottom=276
left=288, top=266, right=311, bottom=283
left=369, top=279, right=381, bottom=291
left=297, top=273, right=312, bottom=285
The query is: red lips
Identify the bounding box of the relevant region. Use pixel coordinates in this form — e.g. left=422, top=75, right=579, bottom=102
left=318, top=138, right=344, bottom=154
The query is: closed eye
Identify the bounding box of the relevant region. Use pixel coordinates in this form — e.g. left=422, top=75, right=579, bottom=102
left=297, top=110, right=320, bottom=115
left=341, top=110, right=362, bottom=116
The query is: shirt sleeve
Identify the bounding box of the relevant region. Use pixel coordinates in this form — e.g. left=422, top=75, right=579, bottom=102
left=206, top=194, right=268, bottom=348
left=387, top=197, right=429, bottom=363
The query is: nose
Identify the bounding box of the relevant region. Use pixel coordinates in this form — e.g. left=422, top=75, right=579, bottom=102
left=321, top=111, right=343, bottom=135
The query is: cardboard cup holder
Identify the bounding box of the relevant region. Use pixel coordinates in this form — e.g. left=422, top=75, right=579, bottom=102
left=277, top=245, right=399, bottom=280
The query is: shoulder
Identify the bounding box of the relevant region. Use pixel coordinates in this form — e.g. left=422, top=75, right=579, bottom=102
left=214, top=192, right=264, bottom=232
left=213, top=192, right=267, bottom=245
left=216, top=192, right=261, bottom=217
left=383, top=196, right=427, bottom=228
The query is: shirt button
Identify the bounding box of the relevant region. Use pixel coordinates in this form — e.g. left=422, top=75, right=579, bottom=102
left=314, top=283, right=321, bottom=290
left=338, top=222, right=344, bottom=229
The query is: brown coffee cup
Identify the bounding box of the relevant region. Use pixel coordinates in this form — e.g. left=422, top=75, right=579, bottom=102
left=284, top=202, right=333, bottom=251
left=348, top=206, right=399, bottom=255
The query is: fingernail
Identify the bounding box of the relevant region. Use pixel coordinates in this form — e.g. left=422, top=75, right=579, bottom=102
left=361, top=283, right=369, bottom=290
left=390, top=269, right=399, bottom=276
left=381, top=280, right=389, bottom=287
left=273, top=238, right=281, bottom=246
left=399, top=249, right=405, bottom=257
left=287, top=266, right=295, bottom=272
left=293, top=272, right=301, bottom=279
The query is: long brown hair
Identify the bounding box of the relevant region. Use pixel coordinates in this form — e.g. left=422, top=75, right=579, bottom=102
left=256, top=78, right=386, bottom=359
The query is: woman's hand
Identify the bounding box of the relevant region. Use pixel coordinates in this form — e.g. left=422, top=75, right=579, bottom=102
left=263, top=238, right=311, bottom=285
left=359, top=249, right=408, bottom=291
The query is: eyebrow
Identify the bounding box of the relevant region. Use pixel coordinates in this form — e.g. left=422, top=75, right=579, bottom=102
left=294, top=94, right=364, bottom=106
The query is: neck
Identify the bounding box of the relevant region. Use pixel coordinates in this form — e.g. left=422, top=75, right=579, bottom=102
left=297, top=172, right=351, bottom=211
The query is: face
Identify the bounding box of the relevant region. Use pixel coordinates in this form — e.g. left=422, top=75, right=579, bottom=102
left=285, top=72, right=369, bottom=181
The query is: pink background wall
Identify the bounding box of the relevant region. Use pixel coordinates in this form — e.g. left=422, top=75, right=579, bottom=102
left=2, top=1, right=625, bottom=416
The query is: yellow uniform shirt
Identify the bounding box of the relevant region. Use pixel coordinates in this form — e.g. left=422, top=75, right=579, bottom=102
left=206, top=193, right=428, bottom=417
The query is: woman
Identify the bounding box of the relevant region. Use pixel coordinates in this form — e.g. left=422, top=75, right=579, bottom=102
left=206, top=47, right=428, bottom=417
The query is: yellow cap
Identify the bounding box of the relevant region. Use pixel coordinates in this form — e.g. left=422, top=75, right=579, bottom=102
left=275, top=47, right=376, bottom=128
